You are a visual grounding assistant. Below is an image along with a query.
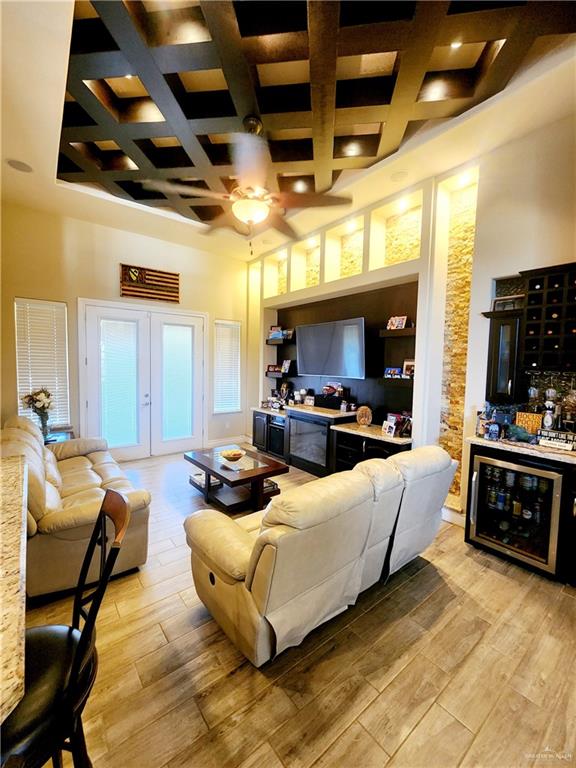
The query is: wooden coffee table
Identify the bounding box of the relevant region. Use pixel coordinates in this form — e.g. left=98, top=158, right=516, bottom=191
left=184, top=444, right=289, bottom=513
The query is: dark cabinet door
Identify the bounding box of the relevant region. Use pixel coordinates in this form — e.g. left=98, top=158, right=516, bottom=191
left=485, top=310, right=522, bottom=404
left=253, top=412, right=268, bottom=451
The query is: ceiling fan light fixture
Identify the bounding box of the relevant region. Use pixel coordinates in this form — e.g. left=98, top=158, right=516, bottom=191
left=231, top=196, right=270, bottom=225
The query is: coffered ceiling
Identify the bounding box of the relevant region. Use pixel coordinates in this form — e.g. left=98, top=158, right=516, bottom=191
left=57, top=1, right=575, bottom=227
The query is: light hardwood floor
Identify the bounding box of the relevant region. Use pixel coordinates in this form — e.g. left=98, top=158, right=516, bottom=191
left=27, top=453, right=575, bottom=768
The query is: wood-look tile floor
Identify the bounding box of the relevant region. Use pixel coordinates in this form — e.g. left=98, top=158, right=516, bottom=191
left=27, top=453, right=576, bottom=768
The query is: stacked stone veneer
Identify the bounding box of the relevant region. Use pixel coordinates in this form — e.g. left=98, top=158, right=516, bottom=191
left=339, top=230, right=363, bottom=278
left=305, top=246, right=320, bottom=287
left=439, top=184, right=478, bottom=496
left=385, top=207, right=422, bottom=265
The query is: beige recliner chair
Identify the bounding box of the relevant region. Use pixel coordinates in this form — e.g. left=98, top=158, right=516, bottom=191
left=184, top=446, right=456, bottom=667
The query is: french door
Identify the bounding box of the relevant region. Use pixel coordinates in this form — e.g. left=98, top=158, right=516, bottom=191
left=84, top=304, right=204, bottom=460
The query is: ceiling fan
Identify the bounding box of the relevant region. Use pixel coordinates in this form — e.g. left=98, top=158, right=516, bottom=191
left=141, top=116, right=351, bottom=240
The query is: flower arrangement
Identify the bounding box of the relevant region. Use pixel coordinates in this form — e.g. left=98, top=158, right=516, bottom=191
left=21, top=387, right=53, bottom=438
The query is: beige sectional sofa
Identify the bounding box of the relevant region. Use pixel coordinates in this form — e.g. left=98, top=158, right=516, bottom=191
left=185, top=445, right=457, bottom=667
left=1, top=416, right=150, bottom=596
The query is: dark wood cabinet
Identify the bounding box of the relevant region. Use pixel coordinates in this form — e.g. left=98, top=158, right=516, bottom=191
left=520, top=262, right=576, bottom=372
left=332, top=429, right=410, bottom=472
left=483, top=309, right=524, bottom=404
left=252, top=412, right=268, bottom=452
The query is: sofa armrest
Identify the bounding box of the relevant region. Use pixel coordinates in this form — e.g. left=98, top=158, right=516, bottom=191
left=184, top=510, right=253, bottom=581
left=47, top=438, right=108, bottom=461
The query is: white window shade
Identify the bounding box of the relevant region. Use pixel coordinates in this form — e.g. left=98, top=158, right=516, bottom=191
left=214, top=320, right=241, bottom=414
left=15, top=298, right=71, bottom=428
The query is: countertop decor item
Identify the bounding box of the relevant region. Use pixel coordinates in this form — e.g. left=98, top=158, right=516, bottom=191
left=220, top=448, right=246, bottom=462
left=356, top=406, right=372, bottom=426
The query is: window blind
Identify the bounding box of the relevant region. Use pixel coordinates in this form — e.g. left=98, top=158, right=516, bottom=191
left=213, top=320, right=241, bottom=414
left=15, top=298, right=71, bottom=428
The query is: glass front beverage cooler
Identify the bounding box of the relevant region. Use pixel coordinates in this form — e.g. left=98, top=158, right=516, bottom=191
left=468, top=455, right=562, bottom=574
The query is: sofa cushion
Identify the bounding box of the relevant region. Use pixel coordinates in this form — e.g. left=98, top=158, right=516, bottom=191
left=388, top=446, right=452, bottom=481
left=47, top=438, right=107, bottom=462
left=86, top=450, right=116, bottom=466
left=38, top=488, right=106, bottom=533
left=4, top=415, right=44, bottom=445
left=353, top=458, right=404, bottom=499
left=44, top=449, right=63, bottom=490
left=57, top=456, right=92, bottom=474
left=60, top=469, right=102, bottom=498
left=1, top=439, right=46, bottom=521
left=263, top=471, right=371, bottom=530
left=1, top=428, right=43, bottom=459
left=92, top=461, right=126, bottom=485
left=101, top=480, right=150, bottom=512
left=45, top=481, right=63, bottom=516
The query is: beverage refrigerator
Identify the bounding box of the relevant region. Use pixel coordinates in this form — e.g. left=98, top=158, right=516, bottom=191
left=465, top=442, right=575, bottom=583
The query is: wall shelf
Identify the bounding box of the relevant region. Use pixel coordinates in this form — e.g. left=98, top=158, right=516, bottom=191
left=379, top=328, right=416, bottom=338
left=377, top=378, right=414, bottom=387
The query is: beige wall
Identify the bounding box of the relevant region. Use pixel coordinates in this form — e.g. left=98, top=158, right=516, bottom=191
left=459, top=114, right=576, bottom=505
left=1, top=202, right=248, bottom=442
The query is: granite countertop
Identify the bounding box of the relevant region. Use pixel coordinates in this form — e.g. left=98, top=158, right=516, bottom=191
left=331, top=422, right=413, bottom=445
left=0, top=457, right=28, bottom=722
left=251, top=405, right=354, bottom=420
left=466, top=436, right=576, bottom=465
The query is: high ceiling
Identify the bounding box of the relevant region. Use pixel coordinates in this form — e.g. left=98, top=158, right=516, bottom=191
left=57, top=0, right=575, bottom=227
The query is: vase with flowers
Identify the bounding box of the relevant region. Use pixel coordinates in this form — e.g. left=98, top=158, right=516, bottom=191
left=21, top=388, right=53, bottom=439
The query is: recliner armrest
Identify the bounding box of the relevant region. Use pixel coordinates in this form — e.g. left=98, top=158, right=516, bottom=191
left=47, top=438, right=108, bottom=461
left=184, top=510, right=254, bottom=581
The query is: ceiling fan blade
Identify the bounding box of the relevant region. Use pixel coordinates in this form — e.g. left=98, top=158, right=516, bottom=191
left=268, top=212, right=298, bottom=241
left=141, top=179, right=230, bottom=201
left=207, top=212, right=250, bottom=236
left=273, top=192, right=352, bottom=209
left=232, top=132, right=270, bottom=191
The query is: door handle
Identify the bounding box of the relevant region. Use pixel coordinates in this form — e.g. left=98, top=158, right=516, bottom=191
left=507, top=379, right=512, bottom=395
left=142, top=401, right=151, bottom=406
left=470, top=470, right=478, bottom=526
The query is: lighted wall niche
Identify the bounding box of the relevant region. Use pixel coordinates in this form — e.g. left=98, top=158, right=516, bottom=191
left=263, top=250, right=288, bottom=298
left=291, top=236, right=321, bottom=291
left=325, top=217, right=364, bottom=282
left=369, top=191, right=423, bottom=270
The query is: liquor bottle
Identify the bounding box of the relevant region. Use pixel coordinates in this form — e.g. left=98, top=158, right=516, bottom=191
left=496, top=489, right=505, bottom=512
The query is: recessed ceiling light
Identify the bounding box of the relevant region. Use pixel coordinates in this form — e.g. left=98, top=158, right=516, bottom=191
left=450, top=41, right=463, bottom=49
left=306, top=237, right=317, bottom=248
left=397, top=197, right=409, bottom=213
left=293, top=180, right=308, bottom=193
left=346, top=219, right=358, bottom=235
left=344, top=142, right=361, bottom=157
left=6, top=159, right=33, bottom=173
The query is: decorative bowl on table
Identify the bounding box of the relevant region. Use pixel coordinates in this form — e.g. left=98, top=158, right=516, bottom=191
left=220, top=448, right=245, bottom=462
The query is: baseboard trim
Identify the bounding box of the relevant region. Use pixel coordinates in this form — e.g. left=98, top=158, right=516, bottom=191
left=205, top=435, right=250, bottom=448
left=442, top=507, right=465, bottom=527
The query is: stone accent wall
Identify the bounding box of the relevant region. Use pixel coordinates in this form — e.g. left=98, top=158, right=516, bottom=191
left=305, top=246, right=320, bottom=287
left=277, top=257, right=287, bottom=295
left=385, top=207, right=422, bottom=265
left=439, top=184, right=478, bottom=496
left=339, top=230, right=363, bottom=278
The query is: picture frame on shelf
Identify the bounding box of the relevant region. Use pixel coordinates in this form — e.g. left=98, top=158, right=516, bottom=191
left=382, top=421, right=396, bottom=437
left=281, top=359, right=291, bottom=373
left=384, top=367, right=402, bottom=378
left=282, top=328, right=294, bottom=340
left=402, top=359, right=415, bottom=377
left=304, top=395, right=315, bottom=406
left=386, top=315, right=408, bottom=330
left=490, top=294, right=524, bottom=312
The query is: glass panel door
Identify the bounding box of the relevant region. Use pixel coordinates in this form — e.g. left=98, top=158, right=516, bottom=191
left=150, top=313, right=204, bottom=455
left=470, top=455, right=562, bottom=574
left=85, top=306, right=151, bottom=460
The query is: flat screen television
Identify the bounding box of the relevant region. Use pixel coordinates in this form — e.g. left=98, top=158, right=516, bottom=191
left=296, top=317, right=365, bottom=379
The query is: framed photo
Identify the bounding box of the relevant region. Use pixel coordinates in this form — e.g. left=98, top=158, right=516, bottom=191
left=402, top=359, right=415, bottom=377
left=281, top=359, right=291, bottom=373
left=304, top=395, right=315, bottom=406
left=386, top=315, right=408, bottom=330
left=384, top=367, right=402, bottom=378
left=269, top=325, right=281, bottom=332
left=382, top=422, right=396, bottom=437
left=282, top=328, right=294, bottom=340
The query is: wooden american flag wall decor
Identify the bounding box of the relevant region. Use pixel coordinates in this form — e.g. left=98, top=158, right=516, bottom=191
left=120, top=264, right=180, bottom=303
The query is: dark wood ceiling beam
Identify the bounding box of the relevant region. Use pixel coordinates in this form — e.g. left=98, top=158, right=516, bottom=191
left=199, top=1, right=258, bottom=119
left=241, top=31, right=309, bottom=64
left=151, top=41, right=221, bottom=73
left=411, top=97, right=471, bottom=121
left=376, top=1, right=451, bottom=160
left=338, top=21, right=413, bottom=57
left=334, top=106, right=390, bottom=126
left=470, top=4, right=548, bottom=104
left=308, top=1, right=339, bottom=193
left=92, top=0, right=227, bottom=192
left=69, top=51, right=132, bottom=80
